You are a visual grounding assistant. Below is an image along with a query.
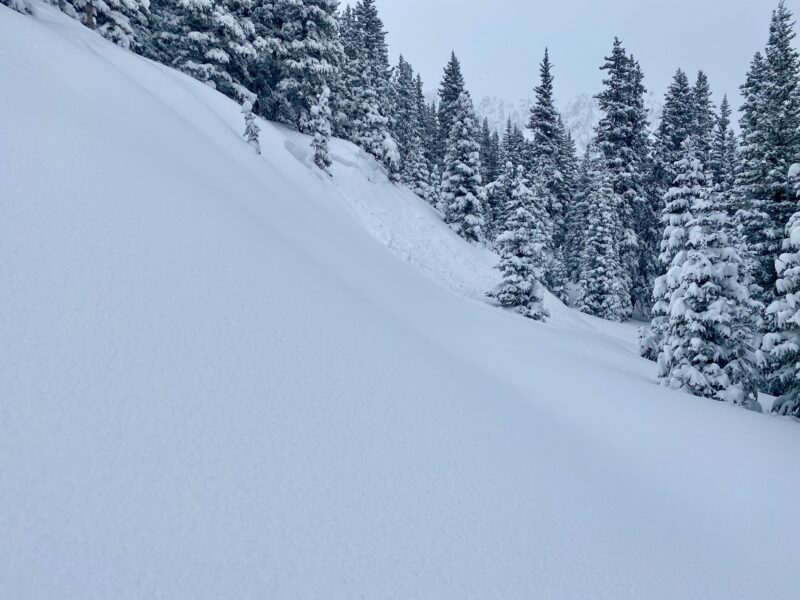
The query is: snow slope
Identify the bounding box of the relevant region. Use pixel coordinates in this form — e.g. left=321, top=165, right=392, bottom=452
left=2, top=5, right=799, bottom=599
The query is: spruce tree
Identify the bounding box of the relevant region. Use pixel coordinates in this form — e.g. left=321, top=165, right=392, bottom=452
left=441, top=91, right=485, bottom=243
left=401, top=134, right=431, bottom=200
left=553, top=116, right=579, bottom=301
left=483, top=160, right=517, bottom=243
left=487, top=130, right=502, bottom=182
left=651, top=69, right=695, bottom=216
left=691, top=70, right=716, bottom=162
left=658, top=143, right=757, bottom=407
left=331, top=4, right=358, bottom=139
left=578, top=168, right=628, bottom=321
left=527, top=48, right=569, bottom=300
left=412, top=74, right=434, bottom=199
left=488, top=166, right=549, bottom=321
left=399, top=72, right=432, bottom=201
left=479, top=118, right=501, bottom=184
left=392, top=55, right=418, bottom=170
left=310, top=84, right=333, bottom=172
left=501, top=119, right=526, bottom=170
left=270, top=0, right=340, bottom=134
left=437, top=52, right=466, bottom=165
left=642, top=69, right=696, bottom=325
left=708, top=95, right=738, bottom=206
left=242, top=100, right=261, bottom=154
left=763, top=203, right=800, bottom=415
left=422, top=99, right=440, bottom=172
left=347, top=0, right=399, bottom=173
left=593, top=39, right=651, bottom=317
left=564, top=147, right=594, bottom=282
left=647, top=139, right=702, bottom=361
left=733, top=51, right=771, bottom=309
left=735, top=2, right=800, bottom=307
left=51, top=0, right=150, bottom=51
left=149, top=0, right=258, bottom=103
left=429, top=164, right=443, bottom=211
left=527, top=48, right=561, bottom=171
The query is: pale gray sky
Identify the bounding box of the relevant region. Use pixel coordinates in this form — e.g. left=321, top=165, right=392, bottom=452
left=374, top=0, right=784, bottom=109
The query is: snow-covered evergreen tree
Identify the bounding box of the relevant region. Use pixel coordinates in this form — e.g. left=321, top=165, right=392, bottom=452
left=390, top=56, right=430, bottom=196
left=269, top=0, right=340, bottom=134
left=441, top=91, right=485, bottom=243
left=646, top=139, right=703, bottom=361
left=344, top=0, right=398, bottom=174
left=483, top=159, right=516, bottom=243
left=651, top=68, right=695, bottom=224
left=2, top=0, right=33, bottom=14
left=691, top=70, right=716, bottom=162
left=733, top=51, right=771, bottom=308
left=763, top=197, right=800, bottom=415
left=563, top=147, right=595, bottom=281
left=479, top=118, right=501, bottom=185
left=645, top=70, right=710, bottom=320
left=49, top=0, right=150, bottom=51
left=501, top=119, right=527, bottom=171
left=148, top=0, right=259, bottom=104
left=242, top=99, right=261, bottom=154
left=735, top=2, right=800, bottom=307
left=392, top=56, right=418, bottom=167
left=310, top=84, right=333, bottom=172
left=488, top=166, right=549, bottom=321
left=708, top=95, right=738, bottom=206
left=328, top=3, right=357, bottom=137
left=578, top=168, right=628, bottom=321
left=527, top=49, right=564, bottom=199
left=437, top=52, right=466, bottom=165
left=429, top=164, right=443, bottom=211
left=658, top=144, right=757, bottom=408
left=526, top=48, right=569, bottom=300
left=421, top=97, right=440, bottom=172
left=593, top=38, right=651, bottom=317
left=552, top=116, right=579, bottom=302
left=401, top=134, right=431, bottom=200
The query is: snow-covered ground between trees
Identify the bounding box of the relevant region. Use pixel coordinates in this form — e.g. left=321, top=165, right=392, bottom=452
left=1, top=4, right=799, bottom=599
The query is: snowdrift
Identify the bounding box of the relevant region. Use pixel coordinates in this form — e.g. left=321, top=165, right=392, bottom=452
left=1, top=4, right=799, bottom=599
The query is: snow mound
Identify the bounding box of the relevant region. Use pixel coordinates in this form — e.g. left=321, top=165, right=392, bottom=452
left=2, top=4, right=800, bottom=600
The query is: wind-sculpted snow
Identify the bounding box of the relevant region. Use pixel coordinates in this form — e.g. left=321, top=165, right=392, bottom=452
left=2, top=4, right=799, bottom=600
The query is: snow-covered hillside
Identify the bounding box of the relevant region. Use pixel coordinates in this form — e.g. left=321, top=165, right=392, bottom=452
left=2, top=5, right=799, bottom=600
left=477, top=93, right=664, bottom=151
left=475, top=95, right=532, bottom=136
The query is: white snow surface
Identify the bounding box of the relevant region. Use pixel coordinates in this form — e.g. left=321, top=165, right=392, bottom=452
left=2, top=5, right=800, bottom=599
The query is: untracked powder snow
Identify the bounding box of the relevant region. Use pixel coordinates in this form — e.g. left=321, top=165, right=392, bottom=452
left=1, top=4, right=799, bottom=599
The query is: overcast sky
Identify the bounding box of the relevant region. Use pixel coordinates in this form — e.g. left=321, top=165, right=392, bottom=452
left=373, top=0, right=784, bottom=109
